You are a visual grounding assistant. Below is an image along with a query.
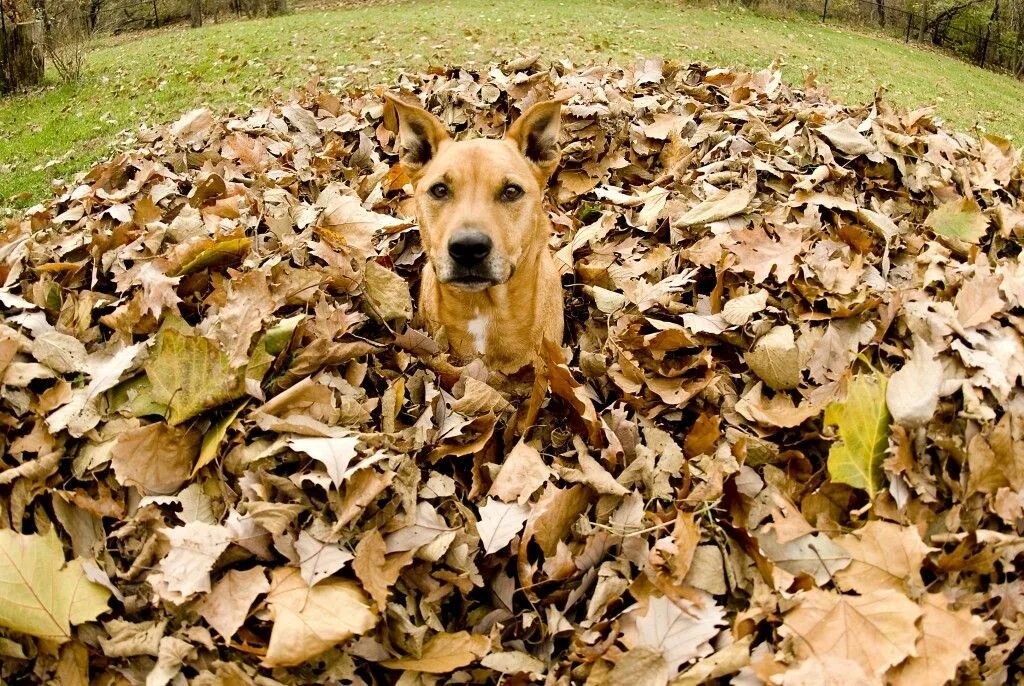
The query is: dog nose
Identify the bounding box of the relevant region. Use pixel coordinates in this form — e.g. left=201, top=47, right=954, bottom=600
left=448, top=230, right=492, bottom=267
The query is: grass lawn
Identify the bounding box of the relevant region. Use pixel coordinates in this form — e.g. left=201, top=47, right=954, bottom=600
left=2, top=0, right=1023, bottom=210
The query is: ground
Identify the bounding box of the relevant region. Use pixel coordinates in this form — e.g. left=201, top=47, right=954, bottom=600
left=1, top=0, right=1023, bottom=210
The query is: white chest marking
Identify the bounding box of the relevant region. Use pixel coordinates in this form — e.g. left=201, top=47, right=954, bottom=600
left=467, top=312, right=489, bottom=354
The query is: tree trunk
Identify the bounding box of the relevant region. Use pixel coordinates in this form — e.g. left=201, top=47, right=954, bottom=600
left=0, top=20, right=45, bottom=94
left=876, top=0, right=886, bottom=27
left=267, top=0, right=287, bottom=16
left=977, top=0, right=1000, bottom=65
left=190, top=0, right=203, bottom=27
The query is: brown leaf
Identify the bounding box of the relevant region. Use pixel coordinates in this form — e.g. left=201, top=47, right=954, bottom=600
left=380, top=630, right=490, bottom=673
left=110, top=422, right=200, bottom=495
left=781, top=589, right=921, bottom=676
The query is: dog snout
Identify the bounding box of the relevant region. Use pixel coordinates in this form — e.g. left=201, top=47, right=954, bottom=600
left=448, top=230, right=492, bottom=267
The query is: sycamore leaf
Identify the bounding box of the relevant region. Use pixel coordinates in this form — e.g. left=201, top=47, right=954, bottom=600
left=143, top=325, right=245, bottom=426
left=172, top=237, right=251, bottom=277
left=825, top=372, right=890, bottom=498
left=289, top=435, right=360, bottom=488
left=316, top=184, right=409, bottom=260
left=728, top=224, right=802, bottom=284
left=835, top=520, right=934, bottom=595
left=480, top=650, right=546, bottom=677
left=477, top=498, right=531, bottom=554
left=295, top=531, right=354, bottom=587
left=111, top=422, right=201, bottom=495
left=193, top=401, right=247, bottom=478
left=757, top=531, right=851, bottom=587
left=353, top=529, right=414, bottom=612
left=199, top=567, right=269, bottom=640
left=0, top=530, right=110, bottom=642
left=380, top=630, right=490, bottom=673
left=955, top=266, right=1005, bottom=329
left=363, top=261, right=413, bottom=322
left=886, top=339, right=942, bottom=426
left=925, top=197, right=989, bottom=243
left=886, top=593, right=990, bottom=686
left=488, top=440, right=551, bottom=504
left=745, top=325, right=801, bottom=391
left=156, top=522, right=232, bottom=598
left=781, top=588, right=921, bottom=677
left=621, top=593, right=726, bottom=674
left=816, top=121, right=874, bottom=155
left=263, top=568, right=376, bottom=667
left=672, top=184, right=755, bottom=227
left=721, top=289, right=768, bottom=326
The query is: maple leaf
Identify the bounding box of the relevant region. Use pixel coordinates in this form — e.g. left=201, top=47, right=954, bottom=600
left=781, top=588, right=921, bottom=677
left=825, top=371, right=890, bottom=498
left=0, top=530, right=110, bottom=642
left=288, top=435, right=361, bottom=488
left=136, top=262, right=181, bottom=319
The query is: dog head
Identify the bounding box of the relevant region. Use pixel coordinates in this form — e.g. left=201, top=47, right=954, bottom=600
left=384, top=94, right=562, bottom=291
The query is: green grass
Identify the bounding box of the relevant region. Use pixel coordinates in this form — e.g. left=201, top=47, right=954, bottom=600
left=2, top=0, right=1023, bottom=209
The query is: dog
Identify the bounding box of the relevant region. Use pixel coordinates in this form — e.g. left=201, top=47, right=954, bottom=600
left=384, top=93, right=565, bottom=374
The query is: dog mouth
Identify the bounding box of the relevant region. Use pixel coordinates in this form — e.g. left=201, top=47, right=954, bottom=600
left=446, top=274, right=497, bottom=291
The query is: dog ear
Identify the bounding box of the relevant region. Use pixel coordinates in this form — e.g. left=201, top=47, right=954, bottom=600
left=506, top=99, right=562, bottom=179
left=383, top=93, right=450, bottom=176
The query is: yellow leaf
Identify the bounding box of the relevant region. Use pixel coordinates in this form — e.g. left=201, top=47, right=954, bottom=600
left=262, top=568, right=376, bottom=667
left=172, top=237, right=251, bottom=277
left=380, top=630, right=490, bottom=673
left=825, top=372, right=890, bottom=498
left=193, top=400, right=248, bottom=478
left=925, top=197, right=989, bottom=243
left=0, top=530, right=110, bottom=642
left=143, top=324, right=246, bottom=426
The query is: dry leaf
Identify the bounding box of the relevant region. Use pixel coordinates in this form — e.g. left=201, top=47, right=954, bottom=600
left=263, top=568, right=376, bottom=667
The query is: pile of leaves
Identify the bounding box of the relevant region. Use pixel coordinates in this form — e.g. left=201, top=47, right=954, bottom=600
left=0, top=56, right=1022, bottom=685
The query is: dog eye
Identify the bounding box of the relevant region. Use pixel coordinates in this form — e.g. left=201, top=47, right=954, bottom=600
left=428, top=183, right=450, bottom=200
left=501, top=184, right=524, bottom=202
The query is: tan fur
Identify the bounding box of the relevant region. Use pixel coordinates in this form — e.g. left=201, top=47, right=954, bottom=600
left=384, top=94, right=564, bottom=374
